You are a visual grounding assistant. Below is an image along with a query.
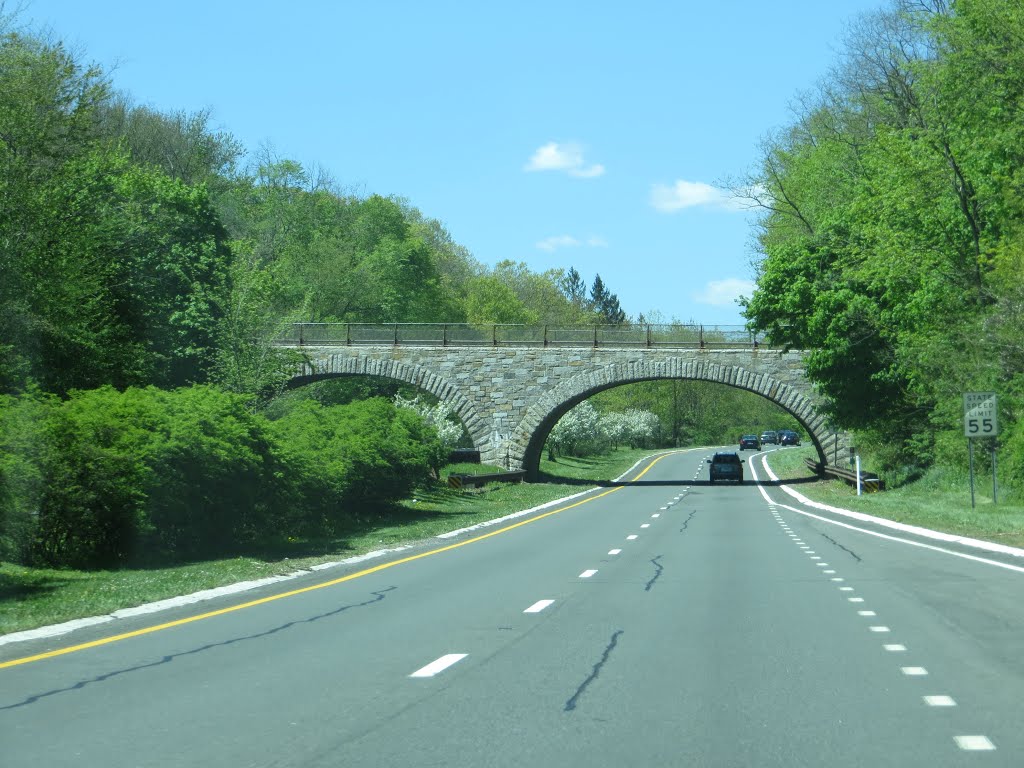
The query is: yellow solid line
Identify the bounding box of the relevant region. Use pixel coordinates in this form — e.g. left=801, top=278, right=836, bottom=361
left=1, top=453, right=673, bottom=670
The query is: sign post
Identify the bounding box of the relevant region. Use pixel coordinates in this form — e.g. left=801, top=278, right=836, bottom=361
left=963, top=392, right=999, bottom=508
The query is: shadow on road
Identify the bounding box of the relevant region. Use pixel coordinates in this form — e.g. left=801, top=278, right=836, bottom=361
left=592, top=476, right=821, bottom=488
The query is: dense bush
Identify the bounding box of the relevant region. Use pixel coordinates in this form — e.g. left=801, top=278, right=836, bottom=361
left=0, top=386, right=444, bottom=569
left=14, top=386, right=289, bottom=567
left=0, top=392, right=58, bottom=563
left=269, top=398, right=444, bottom=528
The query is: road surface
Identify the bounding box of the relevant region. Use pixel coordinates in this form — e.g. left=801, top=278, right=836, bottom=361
left=2, top=448, right=1022, bottom=766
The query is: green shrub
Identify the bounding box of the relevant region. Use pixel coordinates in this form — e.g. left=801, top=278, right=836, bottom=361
left=270, top=398, right=443, bottom=529
left=0, top=391, right=59, bottom=563
left=0, top=386, right=445, bottom=568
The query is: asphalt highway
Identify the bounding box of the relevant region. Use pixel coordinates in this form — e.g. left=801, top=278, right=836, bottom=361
left=2, top=447, right=1022, bottom=767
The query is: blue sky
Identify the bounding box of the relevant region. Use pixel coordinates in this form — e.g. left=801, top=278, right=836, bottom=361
left=25, top=0, right=886, bottom=325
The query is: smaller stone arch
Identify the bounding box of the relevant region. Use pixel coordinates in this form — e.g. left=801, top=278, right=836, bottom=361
left=288, top=353, right=493, bottom=454
left=514, top=358, right=839, bottom=478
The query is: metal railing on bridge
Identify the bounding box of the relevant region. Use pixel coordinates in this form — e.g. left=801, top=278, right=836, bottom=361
left=275, top=323, right=776, bottom=350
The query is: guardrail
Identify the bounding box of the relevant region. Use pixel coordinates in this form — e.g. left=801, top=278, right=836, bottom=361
left=448, top=470, right=527, bottom=489
left=804, top=458, right=885, bottom=492
left=274, top=323, right=778, bottom=350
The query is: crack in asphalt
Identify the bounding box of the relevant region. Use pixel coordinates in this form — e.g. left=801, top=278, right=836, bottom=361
left=679, top=509, right=698, bottom=532
left=564, top=630, right=624, bottom=713
left=644, top=556, right=664, bottom=592
left=818, top=532, right=862, bottom=562
left=1, top=586, right=397, bottom=711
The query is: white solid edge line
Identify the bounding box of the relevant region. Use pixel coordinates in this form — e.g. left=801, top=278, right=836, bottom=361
left=755, top=454, right=1024, bottom=561
left=0, top=549, right=421, bottom=647
left=749, top=458, right=1024, bottom=575
left=410, top=653, right=468, bottom=678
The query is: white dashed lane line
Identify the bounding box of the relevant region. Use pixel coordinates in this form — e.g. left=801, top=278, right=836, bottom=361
left=626, top=535, right=638, bottom=541
left=579, top=569, right=598, bottom=579
left=524, top=599, right=554, bottom=614
left=409, top=654, right=468, bottom=678
left=608, top=549, right=622, bottom=556
left=774, top=502, right=998, bottom=754
left=955, top=735, right=995, bottom=751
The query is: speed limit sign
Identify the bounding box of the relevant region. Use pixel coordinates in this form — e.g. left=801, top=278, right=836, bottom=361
left=963, top=392, right=999, bottom=437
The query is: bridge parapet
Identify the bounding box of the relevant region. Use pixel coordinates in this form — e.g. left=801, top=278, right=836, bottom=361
left=277, top=322, right=778, bottom=350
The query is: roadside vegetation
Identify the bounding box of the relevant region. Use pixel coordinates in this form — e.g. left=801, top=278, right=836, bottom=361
left=740, top=0, right=1024, bottom=499
left=0, top=449, right=653, bottom=636
left=763, top=446, right=1024, bottom=549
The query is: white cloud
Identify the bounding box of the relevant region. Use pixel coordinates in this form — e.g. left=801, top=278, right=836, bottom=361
left=525, top=142, right=605, bottom=179
left=570, top=163, right=605, bottom=179
left=650, top=180, right=748, bottom=212
left=536, top=234, right=609, bottom=252
left=536, top=235, right=580, bottom=252
left=694, top=278, right=757, bottom=307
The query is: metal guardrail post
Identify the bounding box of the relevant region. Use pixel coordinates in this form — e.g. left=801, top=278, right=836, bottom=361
left=646, top=324, right=652, bottom=347
left=492, top=325, right=498, bottom=347
left=346, top=323, right=352, bottom=346
left=543, top=325, right=549, bottom=347
left=699, top=325, right=705, bottom=349
left=393, top=324, right=399, bottom=345
left=443, top=324, right=448, bottom=346
left=593, top=326, right=599, bottom=348
left=298, top=324, right=304, bottom=346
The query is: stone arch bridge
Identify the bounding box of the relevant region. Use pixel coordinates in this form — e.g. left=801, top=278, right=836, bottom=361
left=280, top=324, right=846, bottom=479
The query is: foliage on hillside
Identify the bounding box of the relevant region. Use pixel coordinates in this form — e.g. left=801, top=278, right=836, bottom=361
left=740, top=0, right=1024, bottom=491
left=0, top=11, right=640, bottom=569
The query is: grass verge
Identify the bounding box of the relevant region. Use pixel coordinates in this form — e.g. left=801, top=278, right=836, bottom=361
left=762, top=445, right=1024, bottom=549
left=0, top=448, right=655, bottom=637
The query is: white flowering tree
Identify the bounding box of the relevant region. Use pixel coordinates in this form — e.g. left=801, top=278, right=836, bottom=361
left=547, top=401, right=604, bottom=457
left=599, top=409, right=660, bottom=448
left=393, top=394, right=465, bottom=449
left=548, top=402, right=661, bottom=458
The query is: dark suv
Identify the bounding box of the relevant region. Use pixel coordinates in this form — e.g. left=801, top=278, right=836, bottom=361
left=739, top=434, right=761, bottom=451
left=778, top=430, right=801, bottom=446
left=708, top=452, right=744, bottom=483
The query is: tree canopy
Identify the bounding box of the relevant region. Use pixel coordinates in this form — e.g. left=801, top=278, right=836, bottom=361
left=741, top=0, right=1024, bottom=483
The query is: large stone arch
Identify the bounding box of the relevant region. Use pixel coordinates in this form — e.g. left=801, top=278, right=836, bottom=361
left=514, top=358, right=836, bottom=479
left=288, top=357, right=494, bottom=456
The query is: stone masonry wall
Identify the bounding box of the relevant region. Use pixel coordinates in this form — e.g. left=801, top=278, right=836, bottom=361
left=290, top=345, right=848, bottom=473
